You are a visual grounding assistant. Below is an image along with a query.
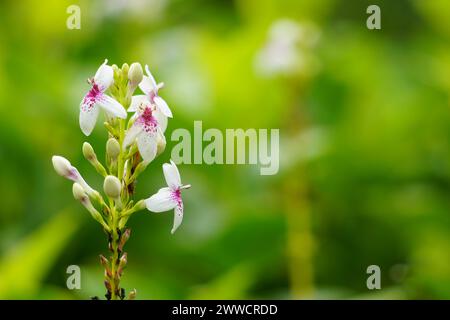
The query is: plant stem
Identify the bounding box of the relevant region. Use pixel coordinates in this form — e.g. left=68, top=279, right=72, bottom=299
left=117, top=119, right=125, bottom=181
left=107, top=206, right=121, bottom=300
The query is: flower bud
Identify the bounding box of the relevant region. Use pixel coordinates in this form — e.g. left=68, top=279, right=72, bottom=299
left=99, top=254, right=109, bottom=267
left=121, top=63, right=129, bottom=76
left=52, top=155, right=77, bottom=180
left=72, top=183, right=88, bottom=204
left=120, top=252, right=127, bottom=264
left=128, top=289, right=137, bottom=300
left=106, top=138, right=121, bottom=160
left=82, top=142, right=107, bottom=177
left=82, top=142, right=96, bottom=161
left=128, top=62, right=143, bottom=87
left=103, top=175, right=121, bottom=199
left=52, top=155, right=96, bottom=195
left=73, top=183, right=110, bottom=231
left=118, top=252, right=128, bottom=275
left=118, top=228, right=131, bottom=251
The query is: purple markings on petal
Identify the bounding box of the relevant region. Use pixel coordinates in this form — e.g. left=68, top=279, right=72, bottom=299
left=136, top=107, right=158, bottom=134
left=82, top=82, right=103, bottom=112
left=171, top=188, right=182, bottom=207
left=67, top=167, right=80, bottom=182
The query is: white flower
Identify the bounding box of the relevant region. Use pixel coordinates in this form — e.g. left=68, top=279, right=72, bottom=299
left=52, top=155, right=95, bottom=195
left=138, top=65, right=173, bottom=118
left=145, top=161, right=190, bottom=234
left=123, top=95, right=167, bottom=162
left=80, top=59, right=127, bottom=136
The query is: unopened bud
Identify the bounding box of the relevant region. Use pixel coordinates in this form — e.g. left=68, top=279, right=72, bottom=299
left=104, top=280, right=112, bottom=292
left=120, top=252, right=128, bottom=266
left=72, top=183, right=88, bottom=204
left=118, top=228, right=131, bottom=251
left=100, top=255, right=112, bottom=277
left=52, top=155, right=96, bottom=195
left=52, top=155, right=77, bottom=180
left=82, top=142, right=96, bottom=161
left=103, top=175, right=121, bottom=199
left=118, top=252, right=128, bottom=276
left=128, top=289, right=137, bottom=300
left=99, top=254, right=109, bottom=267
left=83, top=142, right=107, bottom=176
left=73, top=183, right=109, bottom=231
left=112, top=64, right=120, bottom=75
left=128, top=62, right=143, bottom=87
left=121, top=63, right=129, bottom=76
left=106, top=138, right=121, bottom=160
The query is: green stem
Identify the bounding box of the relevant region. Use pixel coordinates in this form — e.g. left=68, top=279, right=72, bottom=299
left=117, top=119, right=125, bottom=181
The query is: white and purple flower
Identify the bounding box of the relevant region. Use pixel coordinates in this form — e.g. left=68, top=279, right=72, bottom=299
left=80, top=60, right=127, bottom=136
left=138, top=65, right=173, bottom=118
left=145, top=161, right=190, bottom=234
left=123, top=95, right=167, bottom=162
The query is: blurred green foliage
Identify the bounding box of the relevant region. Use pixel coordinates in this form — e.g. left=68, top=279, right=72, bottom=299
left=0, top=0, right=449, bottom=299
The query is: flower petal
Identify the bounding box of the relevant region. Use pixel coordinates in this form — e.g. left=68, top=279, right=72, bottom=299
left=137, top=131, right=157, bottom=163
left=154, top=96, right=173, bottom=118
left=163, top=160, right=181, bottom=189
left=171, top=202, right=184, bottom=234
left=123, top=123, right=143, bottom=148
left=129, top=95, right=149, bottom=113
left=145, top=187, right=177, bottom=212
left=154, top=108, right=168, bottom=133
left=123, top=122, right=143, bottom=148
left=94, top=60, right=114, bottom=90
left=80, top=101, right=100, bottom=136
left=139, top=76, right=156, bottom=95
left=145, top=65, right=158, bottom=89
left=97, top=94, right=127, bottom=118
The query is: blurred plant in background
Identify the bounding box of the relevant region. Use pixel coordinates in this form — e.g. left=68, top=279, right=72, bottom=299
left=0, top=0, right=449, bottom=299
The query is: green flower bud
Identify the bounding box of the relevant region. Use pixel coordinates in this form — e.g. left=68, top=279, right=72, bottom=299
left=128, top=289, right=137, bottom=300
left=103, top=175, right=121, bottom=199
left=128, top=62, right=143, bottom=87
left=106, top=138, right=121, bottom=160
left=73, top=183, right=110, bottom=231
left=121, top=63, right=129, bottom=76
left=82, top=142, right=96, bottom=161
left=82, top=142, right=107, bottom=177
left=72, top=183, right=88, bottom=204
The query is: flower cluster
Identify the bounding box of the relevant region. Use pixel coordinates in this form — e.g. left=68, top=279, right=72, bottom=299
left=52, top=60, right=191, bottom=300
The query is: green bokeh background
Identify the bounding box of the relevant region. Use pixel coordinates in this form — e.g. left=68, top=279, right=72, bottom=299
left=0, top=0, right=449, bottom=299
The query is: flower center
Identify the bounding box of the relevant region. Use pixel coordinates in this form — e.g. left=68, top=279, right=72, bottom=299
left=137, top=106, right=158, bottom=133
left=82, top=82, right=103, bottom=111
left=171, top=188, right=182, bottom=205
left=87, top=83, right=102, bottom=99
